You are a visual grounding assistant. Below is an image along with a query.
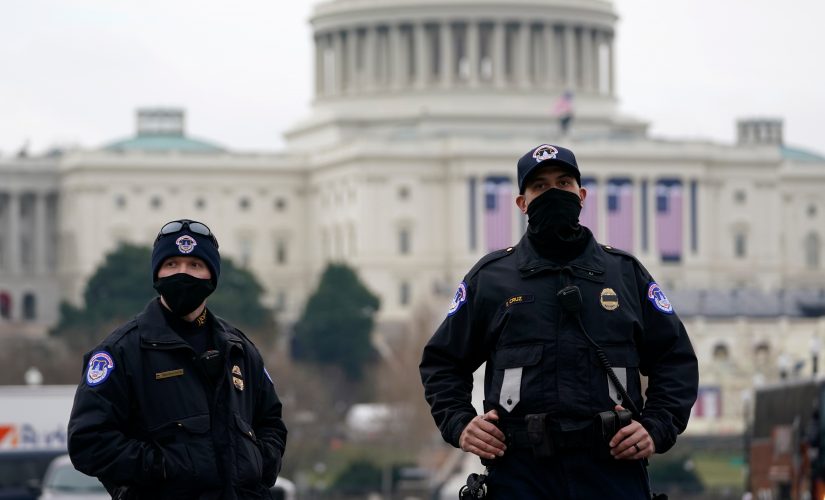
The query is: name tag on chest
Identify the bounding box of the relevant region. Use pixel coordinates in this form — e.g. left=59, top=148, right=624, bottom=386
left=155, top=368, right=184, bottom=380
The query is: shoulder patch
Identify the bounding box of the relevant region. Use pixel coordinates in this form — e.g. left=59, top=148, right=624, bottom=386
left=647, top=282, right=674, bottom=315
left=466, top=247, right=515, bottom=280
left=86, top=351, right=115, bottom=386
left=447, top=282, right=468, bottom=316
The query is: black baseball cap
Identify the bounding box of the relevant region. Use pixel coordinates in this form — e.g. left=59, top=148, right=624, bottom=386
left=517, top=144, right=581, bottom=194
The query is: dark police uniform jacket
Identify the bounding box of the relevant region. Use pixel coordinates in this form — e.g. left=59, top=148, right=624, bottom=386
left=420, top=231, right=698, bottom=454
left=68, top=299, right=287, bottom=499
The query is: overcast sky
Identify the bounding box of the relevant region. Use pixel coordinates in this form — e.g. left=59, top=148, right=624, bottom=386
left=1, top=0, right=823, bottom=156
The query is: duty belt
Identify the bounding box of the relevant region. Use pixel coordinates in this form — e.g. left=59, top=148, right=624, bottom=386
left=498, top=413, right=594, bottom=457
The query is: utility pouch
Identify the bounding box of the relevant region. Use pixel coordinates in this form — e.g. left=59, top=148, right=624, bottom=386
left=594, top=408, right=632, bottom=459
left=525, top=413, right=554, bottom=458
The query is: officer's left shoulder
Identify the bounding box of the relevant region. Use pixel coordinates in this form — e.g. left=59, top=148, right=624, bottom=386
left=599, top=245, right=654, bottom=278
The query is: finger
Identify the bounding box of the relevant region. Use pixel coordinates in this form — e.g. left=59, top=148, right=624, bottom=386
left=476, top=418, right=506, bottom=442
left=468, top=424, right=506, bottom=452
left=484, top=409, right=500, bottom=421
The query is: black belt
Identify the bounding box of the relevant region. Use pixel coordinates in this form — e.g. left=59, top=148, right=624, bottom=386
left=498, top=414, right=595, bottom=451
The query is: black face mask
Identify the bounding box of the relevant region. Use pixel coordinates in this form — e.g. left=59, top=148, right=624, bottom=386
left=154, top=273, right=215, bottom=317
left=526, top=188, right=590, bottom=259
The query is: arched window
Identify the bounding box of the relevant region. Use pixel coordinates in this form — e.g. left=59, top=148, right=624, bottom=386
left=805, top=233, right=820, bottom=269
left=23, top=293, right=36, bottom=320
left=734, top=232, right=747, bottom=258
left=712, top=343, right=730, bottom=362
left=0, top=292, right=11, bottom=319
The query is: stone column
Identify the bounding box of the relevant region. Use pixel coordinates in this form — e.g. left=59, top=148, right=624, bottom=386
left=681, top=179, right=691, bottom=262
left=564, top=25, right=576, bottom=90
left=517, top=21, right=530, bottom=88
left=607, top=31, right=615, bottom=96
left=581, top=27, right=594, bottom=93
left=467, top=21, right=480, bottom=87
left=34, top=192, right=47, bottom=274
left=415, top=22, right=429, bottom=88
left=314, top=34, right=325, bottom=97
left=632, top=178, right=644, bottom=254
left=647, top=177, right=659, bottom=260
left=364, top=25, right=377, bottom=91
left=347, top=28, right=359, bottom=93
left=492, top=21, right=506, bottom=88
left=545, top=24, right=558, bottom=88
left=390, top=23, right=405, bottom=89
left=8, top=191, right=20, bottom=276
left=332, top=30, right=345, bottom=95
left=596, top=177, right=608, bottom=242
left=440, top=21, right=454, bottom=88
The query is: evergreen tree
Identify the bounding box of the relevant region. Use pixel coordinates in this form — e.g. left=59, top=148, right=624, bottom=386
left=292, top=263, right=380, bottom=379
left=53, top=243, right=273, bottom=343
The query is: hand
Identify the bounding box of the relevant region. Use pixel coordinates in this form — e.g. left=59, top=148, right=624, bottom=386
left=459, top=410, right=507, bottom=460
left=608, top=405, right=655, bottom=460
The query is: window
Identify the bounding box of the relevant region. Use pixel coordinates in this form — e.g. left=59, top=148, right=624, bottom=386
left=398, top=227, right=411, bottom=255
left=400, top=281, right=411, bottom=306
left=114, top=195, right=127, bottom=209
left=805, top=233, right=820, bottom=269
left=712, top=343, right=729, bottom=362
left=734, top=232, right=747, bottom=258
left=0, top=291, right=11, bottom=319
left=195, top=198, right=206, bottom=210
left=22, top=293, right=36, bottom=320
left=398, top=186, right=410, bottom=200
left=808, top=204, right=818, bottom=218
left=150, top=196, right=162, bottom=210
left=275, top=240, right=287, bottom=265
left=734, top=190, right=746, bottom=204
left=239, top=197, right=251, bottom=211
left=239, top=238, right=252, bottom=268
left=274, top=198, right=287, bottom=211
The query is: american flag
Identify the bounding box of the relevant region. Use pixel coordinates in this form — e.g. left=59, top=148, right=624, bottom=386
left=580, top=178, right=598, bottom=235
left=484, top=177, right=514, bottom=251
left=656, top=181, right=683, bottom=261
left=553, top=91, right=574, bottom=118
left=691, top=386, right=721, bottom=418
left=606, top=179, right=633, bottom=251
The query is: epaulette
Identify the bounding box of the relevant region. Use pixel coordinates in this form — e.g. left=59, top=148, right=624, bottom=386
left=467, top=246, right=516, bottom=280
left=601, top=244, right=653, bottom=277
left=106, top=317, right=139, bottom=345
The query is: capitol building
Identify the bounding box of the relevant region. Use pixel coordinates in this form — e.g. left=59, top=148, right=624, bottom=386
left=2, top=0, right=825, bottom=434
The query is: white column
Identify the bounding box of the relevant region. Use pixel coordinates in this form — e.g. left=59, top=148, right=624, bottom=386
left=415, top=22, right=428, bottom=88
left=347, top=28, right=359, bottom=93
left=632, top=178, right=643, bottom=254
left=517, top=21, right=530, bottom=88
left=581, top=27, right=594, bottom=93
left=492, top=21, right=506, bottom=88
left=681, top=179, right=691, bottom=262
left=314, top=34, right=325, bottom=97
left=8, top=191, right=20, bottom=275
left=467, top=21, right=480, bottom=87
left=440, top=21, right=454, bottom=88
left=332, top=30, right=345, bottom=95
left=34, top=192, right=47, bottom=274
left=564, top=25, right=576, bottom=90
left=542, top=24, right=554, bottom=89
left=607, top=31, right=615, bottom=96
left=647, top=177, right=658, bottom=260
left=390, top=24, right=405, bottom=89
left=364, top=25, right=376, bottom=90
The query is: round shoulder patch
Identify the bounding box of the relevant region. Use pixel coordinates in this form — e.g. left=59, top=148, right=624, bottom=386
left=447, top=282, right=468, bottom=316
left=86, top=351, right=115, bottom=386
left=647, top=282, right=674, bottom=315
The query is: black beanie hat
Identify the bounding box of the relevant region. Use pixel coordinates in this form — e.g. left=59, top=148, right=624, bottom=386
left=151, top=222, right=221, bottom=286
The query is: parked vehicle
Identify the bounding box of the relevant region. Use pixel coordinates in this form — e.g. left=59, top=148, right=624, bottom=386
left=0, top=450, right=65, bottom=500
left=36, top=454, right=107, bottom=500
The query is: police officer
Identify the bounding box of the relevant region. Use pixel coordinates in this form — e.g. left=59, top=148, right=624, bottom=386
left=420, top=145, right=698, bottom=498
left=68, top=219, right=287, bottom=500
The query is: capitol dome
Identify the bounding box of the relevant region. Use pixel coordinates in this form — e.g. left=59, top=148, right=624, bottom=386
left=286, top=0, right=645, bottom=148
